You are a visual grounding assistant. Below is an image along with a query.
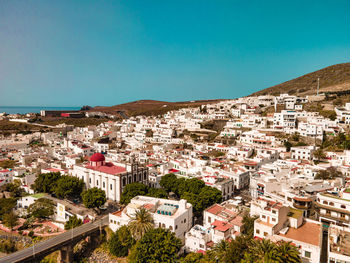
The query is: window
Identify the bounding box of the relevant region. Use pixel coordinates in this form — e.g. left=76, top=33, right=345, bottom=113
left=272, top=210, right=276, bottom=214
left=103, top=182, right=105, bottom=188
left=110, top=184, right=112, bottom=190
left=96, top=180, right=99, bottom=186
left=272, top=218, right=276, bottom=222
left=89, top=178, right=91, bottom=183
left=184, top=218, right=186, bottom=223
left=264, top=232, right=268, bottom=237
left=304, top=251, right=311, bottom=258
left=200, top=244, right=204, bottom=248
left=256, top=229, right=260, bottom=234
left=169, top=226, right=173, bottom=231
left=262, top=215, right=266, bottom=219
left=329, top=202, right=335, bottom=206
left=208, top=217, right=211, bottom=223
left=175, top=225, right=178, bottom=230
left=323, top=201, right=328, bottom=205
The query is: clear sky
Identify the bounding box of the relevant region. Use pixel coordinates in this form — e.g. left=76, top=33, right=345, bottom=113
left=1, top=0, right=350, bottom=107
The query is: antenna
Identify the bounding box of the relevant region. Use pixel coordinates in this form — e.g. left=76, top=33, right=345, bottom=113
left=317, top=77, right=320, bottom=96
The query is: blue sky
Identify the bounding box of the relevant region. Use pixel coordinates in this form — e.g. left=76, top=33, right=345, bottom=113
left=1, top=0, right=350, bottom=107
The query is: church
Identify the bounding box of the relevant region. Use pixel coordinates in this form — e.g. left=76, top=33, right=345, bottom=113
left=71, top=153, right=149, bottom=202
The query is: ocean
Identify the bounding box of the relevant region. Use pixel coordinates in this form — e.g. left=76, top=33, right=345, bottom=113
left=0, top=106, right=81, bottom=115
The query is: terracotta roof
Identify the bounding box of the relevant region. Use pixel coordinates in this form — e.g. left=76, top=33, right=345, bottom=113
left=112, top=209, right=123, bottom=217
left=278, top=221, right=321, bottom=247
left=212, top=220, right=233, bottom=232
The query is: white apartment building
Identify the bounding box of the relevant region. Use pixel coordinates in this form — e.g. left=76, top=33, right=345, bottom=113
left=109, top=196, right=193, bottom=240
left=291, top=146, right=315, bottom=160
left=316, top=190, right=350, bottom=227
left=71, top=153, right=149, bottom=202
left=273, top=110, right=297, bottom=129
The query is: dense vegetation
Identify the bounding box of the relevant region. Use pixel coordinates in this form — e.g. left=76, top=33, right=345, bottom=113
left=120, top=182, right=167, bottom=204
left=64, top=215, right=83, bottom=230
left=160, top=174, right=222, bottom=215
left=81, top=187, right=106, bottom=210
left=32, top=172, right=84, bottom=200
left=128, top=228, right=182, bottom=263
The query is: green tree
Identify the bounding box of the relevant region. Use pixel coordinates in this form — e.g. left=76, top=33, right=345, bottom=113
left=3, top=211, right=18, bottom=231
left=159, top=173, right=178, bottom=193
left=55, top=176, right=84, bottom=199
left=28, top=198, right=54, bottom=219
left=32, top=172, right=61, bottom=193
left=128, top=228, right=182, bottom=263
left=0, top=198, right=17, bottom=220
left=242, top=214, right=258, bottom=238
left=64, top=215, right=83, bottom=230
left=180, top=252, right=211, bottom=263
left=4, top=180, right=23, bottom=198
left=313, top=148, right=325, bottom=162
left=120, top=183, right=148, bottom=205
left=224, top=235, right=251, bottom=263
left=275, top=241, right=301, bottom=263
left=209, top=240, right=230, bottom=262
left=81, top=187, right=106, bottom=209
left=146, top=187, right=168, bottom=199
left=128, top=208, right=154, bottom=240
left=244, top=239, right=278, bottom=263
left=108, top=225, right=135, bottom=257
left=284, top=141, right=292, bottom=152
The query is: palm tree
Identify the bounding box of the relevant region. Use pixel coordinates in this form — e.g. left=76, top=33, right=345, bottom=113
left=208, top=239, right=229, bottom=262
left=275, top=241, right=301, bottom=263
left=248, top=239, right=279, bottom=263
left=128, top=208, right=153, bottom=240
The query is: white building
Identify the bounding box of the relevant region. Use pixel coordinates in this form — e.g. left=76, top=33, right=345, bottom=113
left=109, top=196, right=193, bottom=241
left=72, top=153, right=149, bottom=202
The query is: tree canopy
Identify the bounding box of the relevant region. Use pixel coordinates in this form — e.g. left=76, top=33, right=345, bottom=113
left=108, top=225, right=135, bottom=257
left=64, top=215, right=83, bottom=230
left=28, top=198, right=54, bottom=219
left=121, top=183, right=148, bottom=205
left=3, top=211, right=18, bottom=230
left=120, top=182, right=168, bottom=205
left=81, top=187, right=106, bottom=209
left=160, top=174, right=222, bottom=214
left=32, top=172, right=61, bottom=194
left=0, top=198, right=17, bottom=220
left=128, top=228, right=182, bottom=263
left=55, top=176, right=85, bottom=199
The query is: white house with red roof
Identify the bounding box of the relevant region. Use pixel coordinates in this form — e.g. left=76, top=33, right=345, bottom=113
left=185, top=200, right=245, bottom=252
left=71, top=153, right=149, bottom=202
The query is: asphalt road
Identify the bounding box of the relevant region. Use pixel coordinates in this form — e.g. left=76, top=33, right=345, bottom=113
left=0, top=216, right=109, bottom=263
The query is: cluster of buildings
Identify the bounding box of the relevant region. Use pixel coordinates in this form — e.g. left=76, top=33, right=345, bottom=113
left=2, top=93, right=350, bottom=262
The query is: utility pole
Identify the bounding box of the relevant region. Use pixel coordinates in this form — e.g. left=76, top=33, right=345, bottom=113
left=317, top=77, right=320, bottom=96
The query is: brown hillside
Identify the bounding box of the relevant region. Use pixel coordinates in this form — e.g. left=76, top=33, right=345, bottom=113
left=251, top=62, right=350, bottom=96
left=93, top=99, right=226, bottom=117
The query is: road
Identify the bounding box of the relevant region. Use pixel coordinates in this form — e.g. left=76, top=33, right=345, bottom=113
left=0, top=216, right=109, bottom=263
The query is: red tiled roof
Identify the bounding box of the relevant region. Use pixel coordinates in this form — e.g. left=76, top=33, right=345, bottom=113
left=212, top=220, right=233, bottom=232
left=85, top=162, right=126, bottom=175
left=206, top=204, right=223, bottom=215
